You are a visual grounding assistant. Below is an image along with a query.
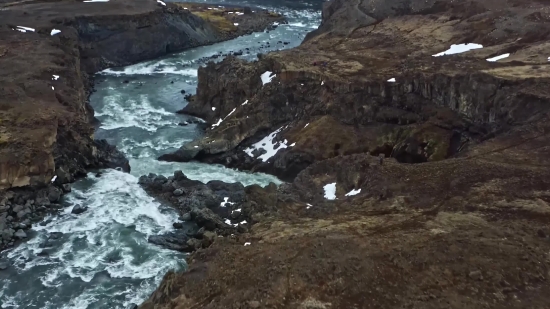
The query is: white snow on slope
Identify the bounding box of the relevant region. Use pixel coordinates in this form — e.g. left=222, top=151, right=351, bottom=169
left=486, top=53, right=510, bottom=62
left=432, top=43, right=483, bottom=57
left=261, top=71, right=276, bottom=85
left=15, top=26, right=35, bottom=32
left=244, top=127, right=289, bottom=161
left=51, top=29, right=61, bottom=36
left=323, top=183, right=336, bottom=200
left=387, top=78, right=396, bottom=82
left=345, top=188, right=361, bottom=196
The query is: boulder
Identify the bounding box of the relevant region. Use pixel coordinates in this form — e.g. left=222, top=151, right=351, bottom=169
left=202, top=231, right=216, bottom=247
left=180, top=212, right=192, bottom=221
left=71, top=204, right=88, bottom=215
left=62, top=184, right=72, bottom=193
left=1, top=228, right=14, bottom=241
left=94, top=139, right=131, bottom=172
left=126, top=304, right=138, bottom=309
left=48, top=187, right=62, bottom=203
left=190, top=207, right=228, bottom=231
left=148, top=230, right=193, bottom=252
left=186, top=238, right=202, bottom=251
left=14, top=229, right=27, bottom=239
left=173, top=222, right=183, bottom=229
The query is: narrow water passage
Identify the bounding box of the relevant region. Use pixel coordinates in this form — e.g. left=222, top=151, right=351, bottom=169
left=0, top=1, right=321, bottom=308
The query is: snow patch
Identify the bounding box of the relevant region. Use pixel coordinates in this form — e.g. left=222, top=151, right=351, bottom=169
left=387, top=78, right=396, bottom=82
left=290, top=142, right=296, bottom=147
left=261, top=71, right=276, bottom=85
left=15, top=26, right=35, bottom=32
left=212, top=107, right=216, bottom=111
left=244, top=242, right=251, bottom=246
left=244, top=127, right=289, bottom=162
left=306, top=203, right=313, bottom=209
left=304, top=123, right=309, bottom=128
left=345, top=188, right=361, bottom=196
left=83, top=0, right=110, bottom=2
left=51, top=86, right=55, bottom=90
left=51, top=175, right=57, bottom=183
left=242, top=100, right=249, bottom=105
left=211, top=108, right=236, bottom=127
left=220, top=197, right=234, bottom=208
left=432, top=43, right=483, bottom=57
left=50, top=29, right=61, bottom=36
left=157, top=0, right=166, bottom=5
left=52, top=75, right=60, bottom=80
left=323, top=183, right=336, bottom=200
left=321, top=81, right=324, bottom=85
left=486, top=53, right=510, bottom=62
left=234, top=23, right=239, bottom=26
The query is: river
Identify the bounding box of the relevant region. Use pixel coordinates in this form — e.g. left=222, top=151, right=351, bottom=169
left=0, top=0, right=321, bottom=308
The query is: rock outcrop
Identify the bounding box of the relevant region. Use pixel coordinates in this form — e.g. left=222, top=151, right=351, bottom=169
left=164, top=0, right=550, bottom=181
left=138, top=170, right=279, bottom=252
left=0, top=0, right=284, bottom=250
left=142, top=0, right=550, bottom=308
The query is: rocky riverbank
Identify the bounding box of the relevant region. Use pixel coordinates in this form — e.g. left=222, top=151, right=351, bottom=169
left=0, top=0, right=284, bottom=251
left=143, top=0, right=550, bottom=308
left=138, top=170, right=279, bottom=252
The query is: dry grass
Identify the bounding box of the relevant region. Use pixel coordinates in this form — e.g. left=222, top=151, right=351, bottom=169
left=175, top=2, right=237, bottom=34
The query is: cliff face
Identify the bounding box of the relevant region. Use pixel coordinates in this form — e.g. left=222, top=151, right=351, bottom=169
left=0, top=0, right=283, bottom=249
left=163, top=0, right=550, bottom=181
left=143, top=1, right=550, bottom=307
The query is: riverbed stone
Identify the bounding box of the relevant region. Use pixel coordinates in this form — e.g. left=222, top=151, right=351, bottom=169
left=71, top=204, right=88, bottom=215
left=12, top=204, right=24, bottom=213
left=180, top=212, right=192, bottom=221
left=48, top=187, right=62, bottom=203
left=62, top=184, right=72, bottom=193
left=14, top=229, right=27, bottom=239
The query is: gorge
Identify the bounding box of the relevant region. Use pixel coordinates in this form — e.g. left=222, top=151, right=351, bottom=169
left=2, top=0, right=550, bottom=308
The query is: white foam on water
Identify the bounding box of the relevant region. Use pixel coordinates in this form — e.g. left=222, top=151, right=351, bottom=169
left=5, top=170, right=183, bottom=307
left=129, top=158, right=281, bottom=187
left=432, top=43, right=483, bottom=57
left=101, top=61, right=197, bottom=76
left=95, top=94, right=174, bottom=132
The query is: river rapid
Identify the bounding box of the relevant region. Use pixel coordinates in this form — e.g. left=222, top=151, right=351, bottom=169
left=0, top=1, right=321, bottom=308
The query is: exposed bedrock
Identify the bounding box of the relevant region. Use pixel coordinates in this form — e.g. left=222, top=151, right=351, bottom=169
left=138, top=170, right=281, bottom=252
left=163, top=0, right=550, bottom=181
left=0, top=0, right=284, bottom=250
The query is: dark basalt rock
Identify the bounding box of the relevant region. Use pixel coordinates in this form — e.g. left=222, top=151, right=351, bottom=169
left=148, top=230, right=194, bottom=252
left=71, top=204, right=88, bottom=215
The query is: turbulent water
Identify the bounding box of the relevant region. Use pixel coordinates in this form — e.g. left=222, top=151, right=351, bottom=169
left=0, top=1, right=321, bottom=308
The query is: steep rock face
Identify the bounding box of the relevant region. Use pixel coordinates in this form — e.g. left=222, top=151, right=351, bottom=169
left=165, top=0, right=550, bottom=181
left=0, top=0, right=283, bottom=250
left=141, top=134, right=550, bottom=309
